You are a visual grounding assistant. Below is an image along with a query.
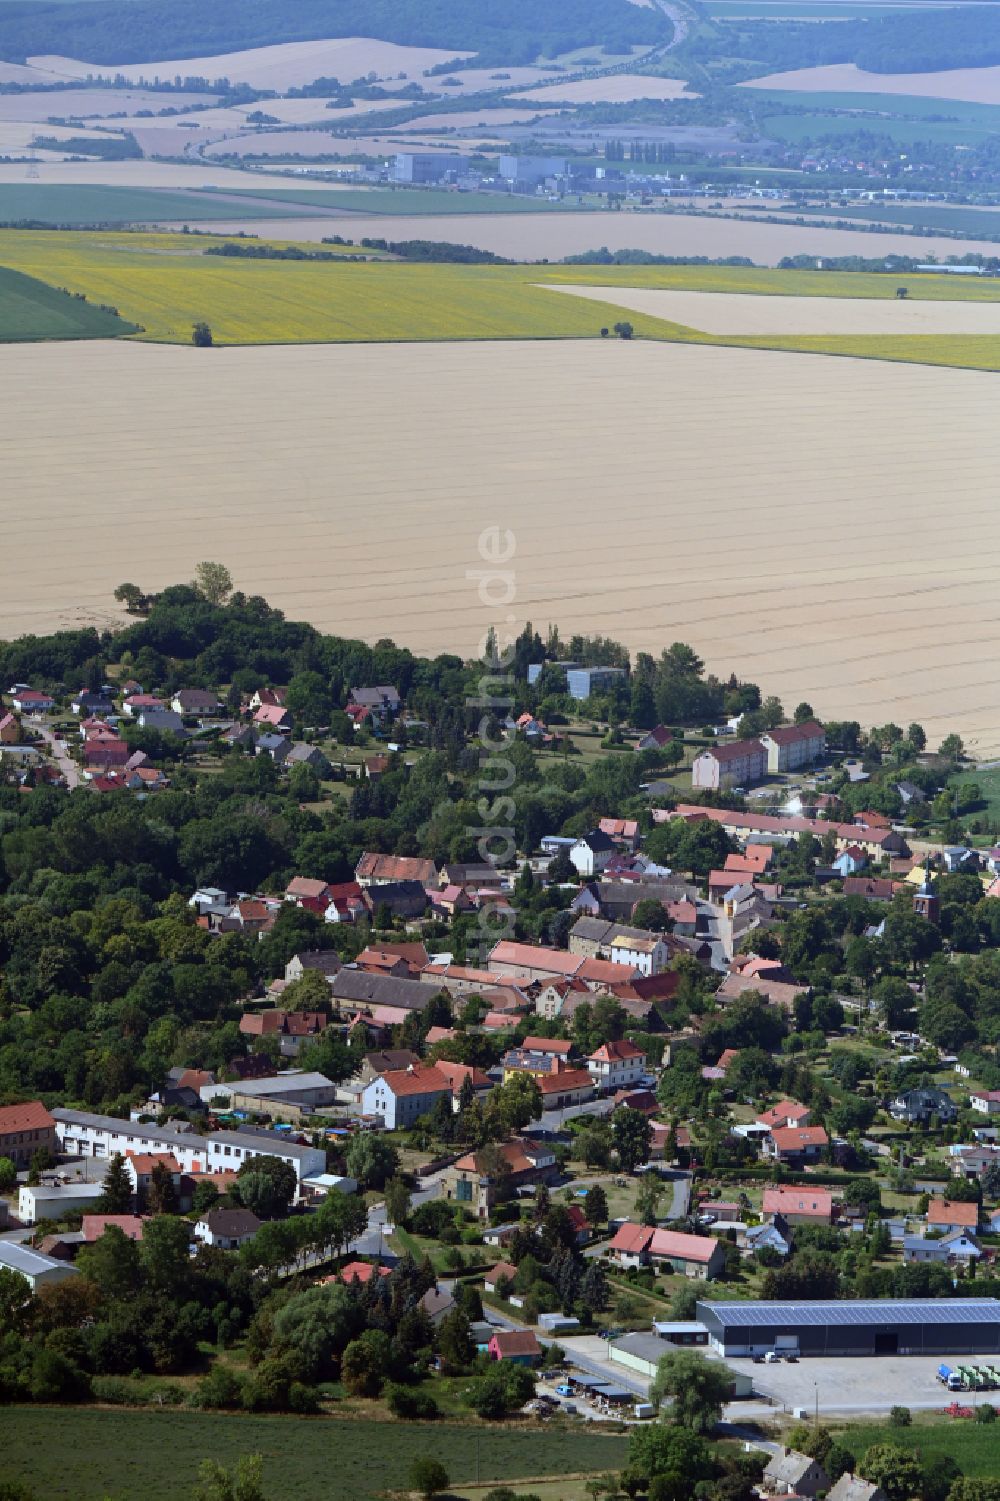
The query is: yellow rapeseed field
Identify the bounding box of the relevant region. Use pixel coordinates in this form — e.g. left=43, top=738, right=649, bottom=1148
left=3, top=228, right=1000, bottom=371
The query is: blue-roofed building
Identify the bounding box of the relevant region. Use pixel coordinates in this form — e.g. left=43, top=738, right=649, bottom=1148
left=697, top=1298, right=1000, bottom=1358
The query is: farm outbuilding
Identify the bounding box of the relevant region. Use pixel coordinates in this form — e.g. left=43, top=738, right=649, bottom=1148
left=697, top=1299, right=1000, bottom=1358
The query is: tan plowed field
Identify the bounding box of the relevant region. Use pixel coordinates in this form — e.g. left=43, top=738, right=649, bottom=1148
left=3, top=337, right=999, bottom=749
left=543, top=284, right=1000, bottom=334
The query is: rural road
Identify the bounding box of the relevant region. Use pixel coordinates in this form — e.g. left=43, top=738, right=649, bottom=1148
left=34, top=723, right=79, bottom=788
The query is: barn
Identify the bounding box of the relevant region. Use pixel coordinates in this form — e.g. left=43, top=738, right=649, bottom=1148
left=697, top=1299, right=1000, bottom=1358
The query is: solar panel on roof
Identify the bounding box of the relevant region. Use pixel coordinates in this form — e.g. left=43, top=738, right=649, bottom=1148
left=697, top=1299, right=1000, bottom=1328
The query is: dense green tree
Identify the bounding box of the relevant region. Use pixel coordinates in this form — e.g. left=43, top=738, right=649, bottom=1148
left=649, top=1350, right=734, bottom=1433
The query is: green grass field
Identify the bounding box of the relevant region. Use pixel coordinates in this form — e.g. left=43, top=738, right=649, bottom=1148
left=951, top=764, right=1000, bottom=819
left=0, top=1407, right=631, bottom=1501
left=0, top=184, right=323, bottom=226
left=7, top=230, right=1000, bottom=369
left=803, top=201, right=1000, bottom=238
left=0, top=263, right=136, bottom=339
left=836, top=1416, right=1000, bottom=1476
left=761, top=110, right=1000, bottom=147
left=749, top=90, right=1000, bottom=129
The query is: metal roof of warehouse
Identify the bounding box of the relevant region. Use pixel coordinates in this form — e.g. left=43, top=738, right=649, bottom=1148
left=698, top=1300, right=1000, bottom=1327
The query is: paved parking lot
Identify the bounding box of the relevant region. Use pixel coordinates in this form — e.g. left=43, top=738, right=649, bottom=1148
left=728, top=1353, right=1000, bottom=1416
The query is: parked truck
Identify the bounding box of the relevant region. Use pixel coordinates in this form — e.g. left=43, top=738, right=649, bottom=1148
left=938, top=1364, right=964, bottom=1391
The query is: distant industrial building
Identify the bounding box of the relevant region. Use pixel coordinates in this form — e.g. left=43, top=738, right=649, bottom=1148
left=393, top=152, right=467, bottom=184
left=498, top=154, right=568, bottom=185
left=697, top=1299, right=1000, bottom=1358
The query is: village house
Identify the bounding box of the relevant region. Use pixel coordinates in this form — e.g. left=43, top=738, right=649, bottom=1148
left=81, top=1214, right=145, bottom=1243
left=970, top=1089, right=1000, bottom=1115
left=586, top=1039, right=647, bottom=1093
left=757, top=1101, right=812, bottom=1131
left=762, top=1187, right=833, bottom=1226
left=10, top=689, right=54, bottom=715
left=322, top=882, right=368, bottom=924
left=249, top=688, right=287, bottom=711
left=444, top=1137, right=557, bottom=1219
left=536, top=1066, right=596, bottom=1111
left=833, top=845, right=869, bottom=877
left=903, top=1230, right=982, bottom=1265
left=194, top=1208, right=261, bottom=1251
left=609, top=1223, right=725, bottom=1280
left=763, top=1125, right=829, bottom=1165
left=598, top=817, right=640, bottom=850
left=0, top=1100, right=56, bottom=1168
left=503, top=1038, right=577, bottom=1080
left=355, top=852, right=439, bottom=887
left=691, top=739, right=767, bottom=793
left=360, top=1064, right=452, bottom=1130
left=0, top=711, right=21, bottom=744
left=926, top=1198, right=979, bottom=1235
left=759, top=720, right=826, bottom=776
left=253, top=703, right=293, bottom=733
left=569, top=829, right=617, bottom=878
left=763, top=1450, right=830, bottom=1499
left=433, top=1059, right=493, bottom=1110
left=827, top=1477, right=886, bottom=1501
left=568, top=916, right=672, bottom=976
left=890, top=1086, right=957, bottom=1125
left=483, top=1260, right=517, bottom=1294
left=284, top=876, right=335, bottom=911
left=171, top=689, right=222, bottom=716
left=488, top=1329, right=542, bottom=1364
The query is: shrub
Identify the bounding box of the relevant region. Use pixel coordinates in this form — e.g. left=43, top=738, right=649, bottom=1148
left=409, top=1456, right=449, bottom=1499
left=889, top=1405, right=912, bottom=1427
left=386, top=1383, right=440, bottom=1420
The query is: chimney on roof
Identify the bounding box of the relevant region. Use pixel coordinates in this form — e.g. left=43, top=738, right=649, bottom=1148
left=551, top=1055, right=560, bottom=1073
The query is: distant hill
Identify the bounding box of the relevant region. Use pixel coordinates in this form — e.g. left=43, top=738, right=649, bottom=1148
left=0, top=0, right=669, bottom=69
left=687, top=5, right=1000, bottom=82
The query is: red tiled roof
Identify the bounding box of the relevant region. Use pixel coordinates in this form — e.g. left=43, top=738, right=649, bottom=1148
left=522, top=1036, right=573, bottom=1055
left=485, top=1261, right=517, bottom=1283
left=335, top=1260, right=391, bottom=1284
left=589, top=1039, right=645, bottom=1063
left=697, top=737, right=765, bottom=764
left=537, top=1068, right=593, bottom=1096
left=762, top=720, right=824, bottom=746
left=610, top=1222, right=654, bottom=1255
left=490, top=1330, right=541, bottom=1357
left=770, top=1126, right=829, bottom=1150
left=127, top=1152, right=183, bottom=1174
left=757, top=1100, right=811, bottom=1127
left=82, top=1214, right=144, bottom=1242
left=378, top=1065, right=451, bottom=1098
left=357, top=853, right=437, bottom=883
left=286, top=877, right=330, bottom=900
left=928, top=1199, right=978, bottom=1228
left=0, top=1100, right=54, bottom=1135
left=762, top=1187, right=833, bottom=1219
left=648, top=1228, right=718, bottom=1263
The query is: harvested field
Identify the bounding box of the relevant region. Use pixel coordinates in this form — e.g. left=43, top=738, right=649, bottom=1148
left=741, top=61, right=1000, bottom=105
left=513, top=74, right=696, bottom=102
left=0, top=160, right=335, bottom=189
left=0, top=88, right=218, bottom=121
left=30, top=38, right=474, bottom=90
left=170, top=209, right=1000, bottom=263
left=3, top=337, right=1000, bottom=751
left=543, top=284, right=1000, bottom=333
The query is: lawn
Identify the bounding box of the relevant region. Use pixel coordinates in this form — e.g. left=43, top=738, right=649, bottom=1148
left=952, top=765, right=1000, bottom=821
left=809, top=202, right=1000, bottom=239
left=835, top=1415, right=1000, bottom=1476
left=0, top=1408, right=632, bottom=1501
left=8, top=230, right=1000, bottom=370
left=0, top=263, right=136, bottom=340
